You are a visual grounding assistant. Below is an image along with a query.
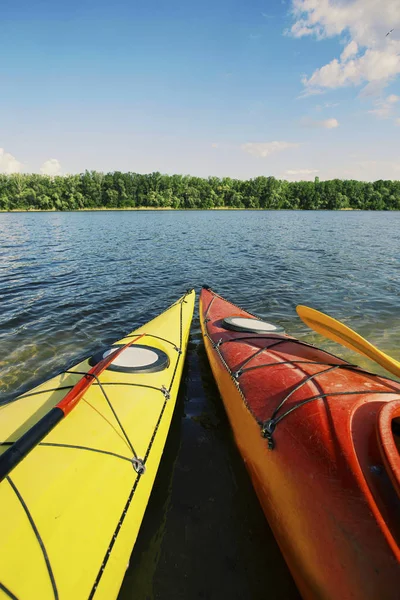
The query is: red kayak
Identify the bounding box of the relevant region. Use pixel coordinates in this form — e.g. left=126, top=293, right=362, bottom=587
left=200, top=286, right=400, bottom=600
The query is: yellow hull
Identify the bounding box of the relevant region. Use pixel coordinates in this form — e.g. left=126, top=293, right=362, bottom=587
left=0, top=290, right=195, bottom=600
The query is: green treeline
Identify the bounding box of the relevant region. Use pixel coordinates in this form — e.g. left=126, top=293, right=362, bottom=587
left=1, top=172, right=400, bottom=211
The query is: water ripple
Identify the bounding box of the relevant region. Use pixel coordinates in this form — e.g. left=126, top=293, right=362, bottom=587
left=0, top=209, right=399, bottom=596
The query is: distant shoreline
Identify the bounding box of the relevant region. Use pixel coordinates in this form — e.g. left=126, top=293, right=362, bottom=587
left=0, top=207, right=361, bottom=213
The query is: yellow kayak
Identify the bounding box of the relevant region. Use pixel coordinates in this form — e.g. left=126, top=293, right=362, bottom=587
left=0, top=289, right=195, bottom=600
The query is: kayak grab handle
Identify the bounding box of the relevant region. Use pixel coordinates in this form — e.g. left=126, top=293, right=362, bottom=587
left=377, top=400, right=400, bottom=499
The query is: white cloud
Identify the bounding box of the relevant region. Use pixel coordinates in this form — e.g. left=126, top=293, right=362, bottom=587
left=0, top=148, right=22, bottom=174
left=289, top=0, right=400, bottom=45
left=241, top=141, right=299, bottom=158
left=396, top=118, right=400, bottom=125
left=289, top=0, right=400, bottom=93
left=303, top=50, right=400, bottom=91
left=40, top=159, right=62, bottom=176
left=300, top=117, right=339, bottom=128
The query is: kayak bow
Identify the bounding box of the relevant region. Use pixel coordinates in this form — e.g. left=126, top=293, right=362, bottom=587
left=0, top=290, right=195, bottom=600
left=200, top=286, right=400, bottom=600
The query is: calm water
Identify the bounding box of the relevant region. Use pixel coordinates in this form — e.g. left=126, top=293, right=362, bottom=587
left=1, top=210, right=400, bottom=599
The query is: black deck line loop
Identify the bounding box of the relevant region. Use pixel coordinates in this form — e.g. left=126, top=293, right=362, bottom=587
left=90, top=374, right=138, bottom=459
left=234, top=347, right=268, bottom=376
left=220, top=339, right=292, bottom=379
left=262, top=389, right=398, bottom=448
left=126, top=333, right=178, bottom=348
left=65, top=379, right=163, bottom=393
left=125, top=333, right=148, bottom=339
left=238, top=360, right=358, bottom=376
left=219, top=335, right=348, bottom=357
left=14, top=386, right=74, bottom=401
left=275, top=389, right=398, bottom=425
left=270, top=364, right=342, bottom=421
left=0, top=582, right=19, bottom=600
left=7, top=476, right=59, bottom=600
left=38, top=442, right=132, bottom=462
left=262, top=364, right=355, bottom=448
left=205, top=288, right=261, bottom=320
left=100, top=382, right=163, bottom=392
left=219, top=335, right=291, bottom=347
left=143, top=334, right=178, bottom=348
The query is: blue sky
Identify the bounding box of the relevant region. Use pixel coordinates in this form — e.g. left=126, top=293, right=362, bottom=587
left=1, top=0, right=399, bottom=180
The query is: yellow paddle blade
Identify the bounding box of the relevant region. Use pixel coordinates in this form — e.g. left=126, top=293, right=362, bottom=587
left=296, top=305, right=400, bottom=379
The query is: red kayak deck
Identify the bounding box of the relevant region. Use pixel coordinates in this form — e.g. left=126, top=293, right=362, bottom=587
left=200, top=287, right=400, bottom=600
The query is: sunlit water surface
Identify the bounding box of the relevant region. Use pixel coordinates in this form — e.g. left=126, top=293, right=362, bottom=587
left=1, top=210, right=399, bottom=599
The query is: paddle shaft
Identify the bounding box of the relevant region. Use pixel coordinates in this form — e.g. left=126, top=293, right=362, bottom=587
left=0, top=334, right=144, bottom=482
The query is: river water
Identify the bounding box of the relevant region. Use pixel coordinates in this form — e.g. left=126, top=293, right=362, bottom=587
left=1, top=210, right=399, bottom=599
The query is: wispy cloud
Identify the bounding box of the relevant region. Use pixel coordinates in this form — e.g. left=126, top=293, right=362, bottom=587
left=368, top=94, right=400, bottom=118
left=241, top=141, right=300, bottom=158
left=40, top=159, right=62, bottom=176
left=297, top=87, right=325, bottom=99
left=300, top=117, right=339, bottom=128
left=0, top=148, right=22, bottom=174
left=284, top=168, right=319, bottom=180
left=286, top=169, right=319, bottom=175
left=315, top=102, right=340, bottom=111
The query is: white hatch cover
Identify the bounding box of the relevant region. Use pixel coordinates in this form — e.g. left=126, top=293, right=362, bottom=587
left=222, top=316, right=285, bottom=335
left=89, top=344, right=170, bottom=373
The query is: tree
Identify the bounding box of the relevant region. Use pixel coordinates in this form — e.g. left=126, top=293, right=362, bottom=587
left=0, top=171, right=399, bottom=211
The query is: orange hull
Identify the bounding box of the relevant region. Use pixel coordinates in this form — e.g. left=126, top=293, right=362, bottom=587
left=200, top=287, right=400, bottom=600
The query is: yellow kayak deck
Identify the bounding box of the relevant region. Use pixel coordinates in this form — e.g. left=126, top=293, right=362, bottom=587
left=0, top=290, right=195, bottom=600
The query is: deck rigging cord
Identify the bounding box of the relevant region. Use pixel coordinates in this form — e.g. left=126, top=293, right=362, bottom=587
left=203, top=289, right=400, bottom=450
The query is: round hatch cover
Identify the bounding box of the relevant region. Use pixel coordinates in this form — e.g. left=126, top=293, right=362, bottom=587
left=222, top=316, right=285, bottom=335
left=89, top=344, right=170, bottom=373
